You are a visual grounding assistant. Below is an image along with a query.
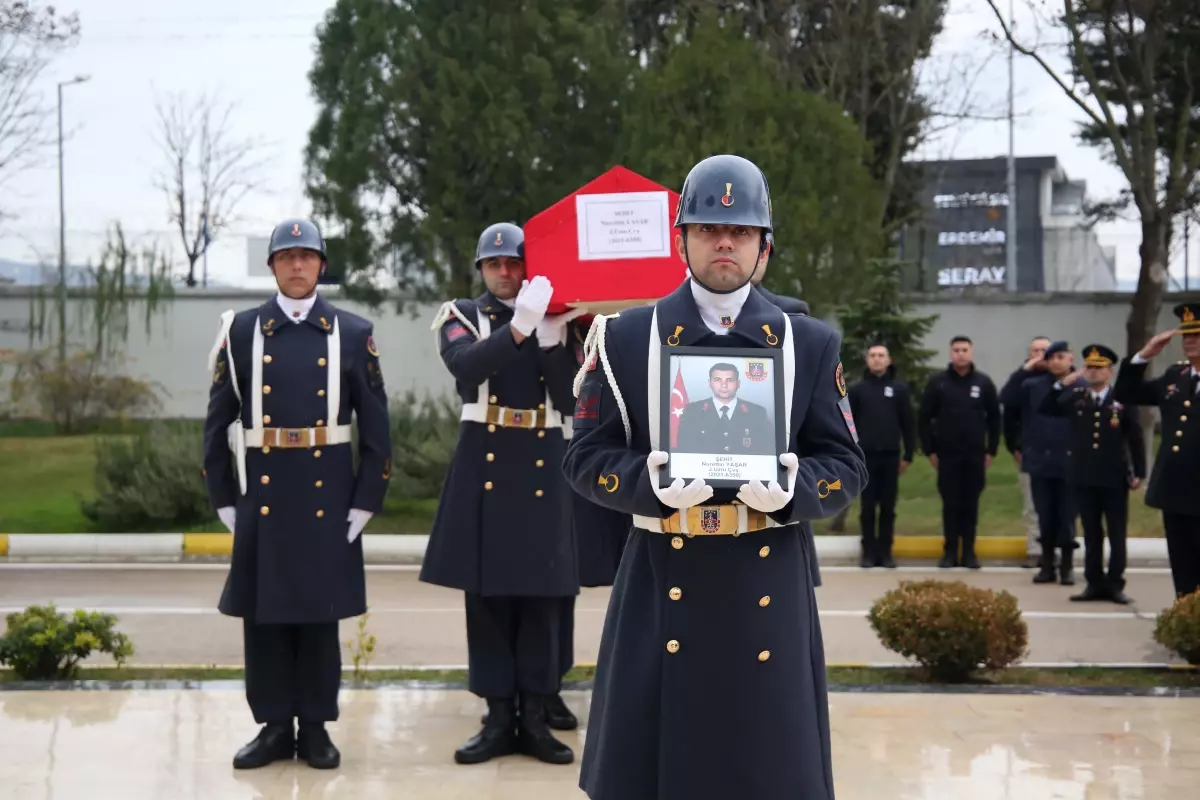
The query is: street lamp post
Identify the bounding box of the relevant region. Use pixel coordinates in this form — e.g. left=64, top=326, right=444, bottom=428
left=56, top=74, right=90, bottom=367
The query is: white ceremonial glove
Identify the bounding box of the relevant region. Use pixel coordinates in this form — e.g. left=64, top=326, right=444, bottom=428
left=510, top=275, right=554, bottom=336
left=536, top=307, right=588, bottom=349
left=347, top=509, right=373, bottom=543
left=217, top=506, right=236, bottom=535
left=736, top=453, right=800, bottom=513
left=646, top=450, right=713, bottom=510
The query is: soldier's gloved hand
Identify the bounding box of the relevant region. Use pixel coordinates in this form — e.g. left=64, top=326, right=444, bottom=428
left=646, top=450, right=713, bottom=509
left=511, top=275, right=553, bottom=336
left=736, top=453, right=799, bottom=513
left=347, top=509, right=373, bottom=543
left=536, top=307, right=588, bottom=349
left=217, top=506, right=236, bottom=536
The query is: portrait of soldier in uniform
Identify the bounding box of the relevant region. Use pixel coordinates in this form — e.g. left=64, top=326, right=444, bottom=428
left=674, top=360, right=776, bottom=457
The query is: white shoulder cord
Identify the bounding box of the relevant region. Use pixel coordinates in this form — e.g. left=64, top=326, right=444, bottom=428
left=206, top=310, right=241, bottom=403
left=429, top=300, right=482, bottom=348
left=572, top=312, right=631, bottom=445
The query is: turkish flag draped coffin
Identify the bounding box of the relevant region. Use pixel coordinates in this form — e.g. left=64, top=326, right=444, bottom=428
left=523, top=165, right=689, bottom=315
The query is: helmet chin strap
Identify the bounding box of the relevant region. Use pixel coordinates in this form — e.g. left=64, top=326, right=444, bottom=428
left=681, top=228, right=767, bottom=295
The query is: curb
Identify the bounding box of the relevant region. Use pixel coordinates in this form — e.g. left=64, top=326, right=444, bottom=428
left=0, top=533, right=1173, bottom=565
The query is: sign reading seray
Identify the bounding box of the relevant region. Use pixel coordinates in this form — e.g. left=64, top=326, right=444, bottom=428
left=576, top=191, right=672, bottom=261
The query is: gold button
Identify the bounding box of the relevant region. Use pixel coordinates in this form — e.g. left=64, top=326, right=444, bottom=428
left=1094, top=412, right=1100, bottom=418
left=671, top=536, right=684, bottom=550
left=1093, top=444, right=1099, bottom=450
left=1177, top=431, right=1184, bottom=438
left=759, top=596, right=771, bottom=607
left=537, top=430, right=545, bottom=438
left=669, top=587, right=682, bottom=601
left=262, top=385, right=271, bottom=394
left=666, top=640, right=680, bottom=654
left=260, top=506, right=269, bottom=516
left=263, top=355, right=272, bottom=364
left=535, top=489, right=544, bottom=497
left=759, top=546, right=770, bottom=558
left=316, top=419, right=325, bottom=427
left=263, top=415, right=272, bottom=424
left=316, top=510, right=324, bottom=518
left=489, top=395, right=498, bottom=404
left=318, top=389, right=326, bottom=397
left=536, top=459, right=544, bottom=467
left=262, top=446, right=271, bottom=454
left=1093, top=433, right=1100, bottom=439
left=315, top=480, right=323, bottom=488
left=1186, top=401, right=1193, bottom=408
left=1094, top=422, right=1100, bottom=429
left=486, top=453, right=495, bottom=462
left=1182, top=416, right=1189, bottom=422
left=314, top=449, right=322, bottom=458
left=485, top=481, right=494, bottom=490
left=1173, top=445, right=1181, bottom=453
left=488, top=424, right=497, bottom=433
left=758, top=650, right=771, bottom=662
left=260, top=475, right=270, bottom=485
left=490, top=314, right=497, bottom=320
left=538, top=403, right=546, bottom=410
left=318, top=357, right=327, bottom=367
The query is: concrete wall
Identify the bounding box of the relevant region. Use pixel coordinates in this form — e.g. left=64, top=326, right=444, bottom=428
left=1, top=286, right=1194, bottom=418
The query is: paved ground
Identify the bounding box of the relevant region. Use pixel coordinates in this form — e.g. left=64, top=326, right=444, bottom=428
left=0, top=687, right=1196, bottom=799
left=0, top=564, right=1184, bottom=666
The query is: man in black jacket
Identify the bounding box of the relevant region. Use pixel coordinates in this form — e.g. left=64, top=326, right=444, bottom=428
left=918, top=336, right=1001, bottom=568
left=1039, top=344, right=1145, bottom=603
left=1003, top=336, right=1050, bottom=568
left=847, top=342, right=915, bottom=567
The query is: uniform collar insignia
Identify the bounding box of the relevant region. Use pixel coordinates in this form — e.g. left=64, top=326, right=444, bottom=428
left=301, top=294, right=336, bottom=334
left=657, top=280, right=786, bottom=348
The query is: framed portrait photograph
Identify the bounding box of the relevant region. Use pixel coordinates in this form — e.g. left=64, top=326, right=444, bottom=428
left=658, top=346, right=788, bottom=490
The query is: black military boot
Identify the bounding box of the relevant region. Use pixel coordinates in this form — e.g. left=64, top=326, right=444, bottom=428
left=1058, top=550, right=1075, bottom=586
left=1032, top=550, right=1057, bottom=584
left=456, top=698, right=518, bottom=765
left=297, top=722, right=340, bottom=769
left=232, top=722, right=295, bottom=769
left=961, top=534, right=981, bottom=570
left=517, top=695, right=574, bottom=765
left=1070, top=584, right=1109, bottom=602
left=544, top=693, right=579, bottom=731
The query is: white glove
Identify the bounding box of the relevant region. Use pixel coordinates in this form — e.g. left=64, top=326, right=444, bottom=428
left=536, top=307, right=588, bottom=349
left=736, top=454, right=800, bottom=513
left=511, top=275, right=553, bottom=336
left=646, top=450, right=713, bottom=509
left=347, top=509, right=373, bottom=543
left=217, top=506, right=236, bottom=535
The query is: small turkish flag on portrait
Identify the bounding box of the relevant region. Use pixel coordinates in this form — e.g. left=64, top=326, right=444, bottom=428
left=670, top=365, right=688, bottom=448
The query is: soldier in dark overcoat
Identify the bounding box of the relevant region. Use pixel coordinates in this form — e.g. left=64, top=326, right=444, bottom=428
left=564, top=154, right=867, bottom=800
left=1114, top=303, right=1200, bottom=598
left=420, top=222, right=582, bottom=765
left=1039, top=344, right=1145, bottom=603
left=203, top=218, right=391, bottom=770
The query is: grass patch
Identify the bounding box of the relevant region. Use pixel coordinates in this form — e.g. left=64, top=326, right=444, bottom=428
left=2, top=664, right=1196, bottom=690
left=0, top=432, right=1169, bottom=537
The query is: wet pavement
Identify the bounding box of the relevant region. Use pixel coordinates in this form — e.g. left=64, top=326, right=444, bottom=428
left=0, top=564, right=1185, bottom=666
left=0, top=687, right=1196, bottom=799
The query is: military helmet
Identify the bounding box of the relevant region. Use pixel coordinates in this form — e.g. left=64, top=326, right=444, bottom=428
left=475, top=222, right=524, bottom=267
left=674, top=154, right=772, bottom=231
left=268, top=218, right=326, bottom=263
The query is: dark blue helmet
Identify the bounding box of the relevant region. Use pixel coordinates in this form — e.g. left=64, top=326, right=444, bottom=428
left=475, top=222, right=524, bottom=267
left=674, top=154, right=772, bottom=231
left=268, top=218, right=326, bottom=263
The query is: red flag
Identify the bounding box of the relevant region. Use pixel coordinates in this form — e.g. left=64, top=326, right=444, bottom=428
left=670, top=365, right=688, bottom=447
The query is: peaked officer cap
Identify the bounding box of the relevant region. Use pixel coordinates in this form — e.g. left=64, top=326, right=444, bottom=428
left=675, top=154, right=773, bottom=231
left=1174, top=302, right=1200, bottom=334
left=475, top=222, right=525, bottom=267
left=268, top=218, right=326, bottom=263
left=1082, top=344, right=1117, bottom=368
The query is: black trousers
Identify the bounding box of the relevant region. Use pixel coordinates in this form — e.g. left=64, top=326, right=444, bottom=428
left=1030, top=476, right=1076, bottom=555
left=559, top=596, right=575, bottom=681
left=1162, top=512, right=1200, bottom=598
left=243, top=620, right=341, bottom=725
left=465, top=593, right=565, bottom=699
left=1074, top=485, right=1128, bottom=591
left=860, top=452, right=900, bottom=556
left=936, top=454, right=985, bottom=559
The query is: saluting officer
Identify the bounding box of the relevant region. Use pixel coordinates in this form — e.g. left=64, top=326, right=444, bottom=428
left=1039, top=345, right=1145, bottom=603
left=564, top=154, right=867, bottom=800
left=421, top=222, right=583, bottom=766
left=203, top=218, right=391, bottom=770
left=1114, top=303, right=1200, bottom=598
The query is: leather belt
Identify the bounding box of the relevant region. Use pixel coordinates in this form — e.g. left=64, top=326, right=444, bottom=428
left=660, top=504, right=771, bottom=536
left=245, top=425, right=352, bottom=449
left=483, top=405, right=547, bottom=430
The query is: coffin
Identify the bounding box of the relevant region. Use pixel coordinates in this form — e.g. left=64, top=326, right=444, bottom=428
left=523, top=165, right=688, bottom=315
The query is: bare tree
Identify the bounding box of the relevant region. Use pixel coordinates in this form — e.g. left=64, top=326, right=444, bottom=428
left=0, top=2, right=80, bottom=215
left=153, top=90, right=265, bottom=287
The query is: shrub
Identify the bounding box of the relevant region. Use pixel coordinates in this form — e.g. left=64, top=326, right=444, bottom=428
left=8, top=348, right=161, bottom=434
left=868, top=579, right=1029, bottom=682
left=387, top=390, right=460, bottom=500
left=80, top=420, right=213, bottom=530
left=0, top=604, right=134, bottom=680
left=1153, top=590, right=1200, bottom=666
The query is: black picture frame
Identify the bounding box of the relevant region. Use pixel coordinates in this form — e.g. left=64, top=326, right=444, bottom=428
left=658, top=345, right=788, bottom=490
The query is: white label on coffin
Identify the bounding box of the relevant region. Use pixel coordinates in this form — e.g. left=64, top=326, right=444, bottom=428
left=576, top=191, right=672, bottom=261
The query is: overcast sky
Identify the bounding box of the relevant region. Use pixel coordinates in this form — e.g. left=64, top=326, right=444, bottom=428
left=0, top=0, right=1186, bottom=289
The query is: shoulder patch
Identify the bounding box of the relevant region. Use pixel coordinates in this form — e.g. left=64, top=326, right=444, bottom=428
left=838, top=395, right=858, bottom=442
left=446, top=322, right=469, bottom=342
left=573, top=381, right=601, bottom=429
left=835, top=362, right=847, bottom=398
left=367, top=335, right=380, bottom=357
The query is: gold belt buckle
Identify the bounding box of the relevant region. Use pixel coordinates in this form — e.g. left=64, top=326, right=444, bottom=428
left=662, top=505, right=769, bottom=536
left=490, top=406, right=538, bottom=429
